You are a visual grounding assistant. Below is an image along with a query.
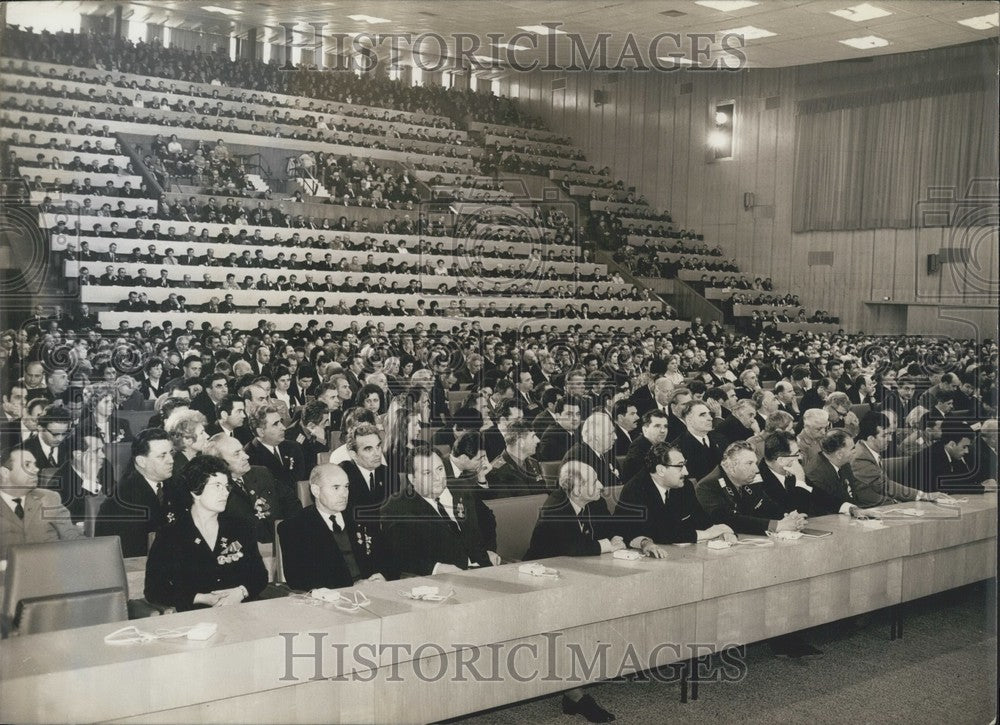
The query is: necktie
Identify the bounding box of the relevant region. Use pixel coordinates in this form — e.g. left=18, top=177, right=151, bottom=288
left=579, top=510, right=593, bottom=538
left=155, top=482, right=164, bottom=505
left=329, top=514, right=342, bottom=533
left=368, top=471, right=375, bottom=491
left=436, top=498, right=460, bottom=535
left=232, top=477, right=247, bottom=494
left=13, top=498, right=24, bottom=520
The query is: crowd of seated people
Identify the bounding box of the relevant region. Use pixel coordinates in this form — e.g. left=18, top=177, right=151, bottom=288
left=147, top=134, right=255, bottom=196
left=312, top=151, right=423, bottom=209
left=2, top=27, right=547, bottom=130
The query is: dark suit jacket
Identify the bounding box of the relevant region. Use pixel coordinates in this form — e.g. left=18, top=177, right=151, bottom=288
left=190, top=391, right=222, bottom=424
left=673, top=431, right=724, bottom=482
left=614, top=473, right=710, bottom=544
left=804, top=454, right=860, bottom=513
left=620, top=435, right=654, bottom=483
left=227, top=465, right=302, bottom=543
left=757, top=461, right=816, bottom=515
left=563, top=442, right=620, bottom=488
left=628, top=385, right=656, bottom=417
left=524, top=489, right=620, bottom=560
left=278, top=505, right=379, bottom=591
left=144, top=511, right=267, bottom=611
left=614, top=425, right=635, bottom=457
left=341, top=459, right=389, bottom=533
left=95, top=469, right=172, bottom=557
left=906, top=441, right=986, bottom=494
left=378, top=484, right=493, bottom=579
left=537, top=424, right=577, bottom=462
left=54, top=463, right=111, bottom=523
left=245, top=438, right=306, bottom=495
left=713, top=416, right=755, bottom=447
left=695, top=466, right=788, bottom=535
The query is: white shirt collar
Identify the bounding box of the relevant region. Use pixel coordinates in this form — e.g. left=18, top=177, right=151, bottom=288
left=650, top=476, right=669, bottom=504
left=72, top=463, right=101, bottom=495
left=420, top=486, right=455, bottom=518
left=568, top=497, right=585, bottom=515
left=861, top=440, right=881, bottom=463
left=315, top=501, right=345, bottom=532
left=0, top=489, right=25, bottom=512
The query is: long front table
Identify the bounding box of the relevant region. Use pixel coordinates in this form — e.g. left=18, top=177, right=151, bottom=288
left=1, top=496, right=994, bottom=724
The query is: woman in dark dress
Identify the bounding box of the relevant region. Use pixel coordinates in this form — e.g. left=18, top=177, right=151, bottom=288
left=145, top=455, right=267, bottom=611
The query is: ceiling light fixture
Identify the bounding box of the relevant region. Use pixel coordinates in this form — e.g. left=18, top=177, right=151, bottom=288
left=348, top=14, right=390, bottom=24
left=719, top=25, right=776, bottom=40
left=518, top=25, right=568, bottom=35
left=201, top=5, right=241, bottom=16
left=957, top=13, right=999, bottom=30
left=694, top=1, right=759, bottom=11
left=839, top=35, right=890, bottom=49
left=830, top=3, right=892, bottom=22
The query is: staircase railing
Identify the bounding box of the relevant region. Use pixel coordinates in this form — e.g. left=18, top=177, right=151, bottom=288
left=671, top=279, right=724, bottom=324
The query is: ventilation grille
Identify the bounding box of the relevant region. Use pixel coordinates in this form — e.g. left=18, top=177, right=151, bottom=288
left=765, top=95, right=780, bottom=110
left=808, top=251, right=834, bottom=266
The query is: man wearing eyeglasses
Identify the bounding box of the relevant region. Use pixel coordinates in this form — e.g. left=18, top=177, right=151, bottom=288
left=797, top=408, right=830, bottom=467
left=19, top=404, right=73, bottom=471
left=615, top=442, right=734, bottom=544
left=758, top=431, right=821, bottom=514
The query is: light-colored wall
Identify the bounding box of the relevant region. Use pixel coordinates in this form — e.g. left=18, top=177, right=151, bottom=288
left=505, top=42, right=998, bottom=337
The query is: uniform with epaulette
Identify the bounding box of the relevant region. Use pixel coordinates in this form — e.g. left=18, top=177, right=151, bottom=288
left=485, top=451, right=548, bottom=498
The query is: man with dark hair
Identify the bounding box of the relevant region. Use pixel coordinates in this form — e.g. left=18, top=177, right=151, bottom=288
left=378, top=446, right=499, bottom=579
left=95, top=428, right=176, bottom=556
left=206, top=395, right=252, bottom=446
left=20, top=404, right=73, bottom=470
left=278, top=463, right=386, bottom=591
left=485, top=419, right=546, bottom=497
left=341, top=422, right=389, bottom=531
left=537, top=396, right=582, bottom=462
left=672, top=400, right=723, bottom=481
left=906, top=420, right=997, bottom=494
left=54, top=433, right=111, bottom=523
left=611, top=399, right=639, bottom=456
left=615, top=442, right=731, bottom=544
left=852, top=412, right=951, bottom=505
left=1, top=444, right=81, bottom=557
left=432, top=406, right=484, bottom=451
left=563, top=412, right=620, bottom=488
left=758, top=430, right=818, bottom=514
left=620, top=409, right=669, bottom=482
left=190, top=372, right=229, bottom=424
left=284, top=400, right=330, bottom=472
left=804, top=429, right=880, bottom=516
left=244, top=403, right=305, bottom=497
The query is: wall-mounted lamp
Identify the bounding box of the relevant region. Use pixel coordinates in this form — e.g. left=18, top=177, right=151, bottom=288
left=709, top=101, right=734, bottom=161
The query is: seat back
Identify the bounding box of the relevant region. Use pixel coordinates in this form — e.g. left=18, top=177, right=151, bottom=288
left=484, top=493, right=548, bottom=563
left=117, top=409, right=154, bottom=434
left=2, top=537, right=128, bottom=637
left=83, top=494, right=107, bottom=538
left=603, top=484, right=623, bottom=514
left=539, top=461, right=561, bottom=486
left=271, top=520, right=286, bottom=585
left=107, top=442, right=132, bottom=480
left=297, top=480, right=313, bottom=507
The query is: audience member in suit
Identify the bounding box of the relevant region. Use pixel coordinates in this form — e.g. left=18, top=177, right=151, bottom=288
left=799, top=377, right=833, bottom=413
left=696, top=441, right=807, bottom=536
left=18, top=404, right=73, bottom=471
left=537, top=396, right=582, bottom=462
left=1, top=446, right=82, bottom=559
left=627, top=359, right=668, bottom=417
left=664, top=386, right=692, bottom=441
left=144, top=455, right=267, bottom=611
left=378, top=446, right=499, bottom=579
left=611, top=399, right=639, bottom=456
left=615, top=442, right=732, bottom=545
left=284, top=401, right=331, bottom=473
left=563, top=411, right=621, bottom=488
left=190, top=372, right=229, bottom=425
left=340, top=422, right=390, bottom=536
left=484, top=398, right=522, bottom=461
left=485, top=419, right=548, bottom=498
left=773, top=381, right=801, bottom=418
left=971, top=419, right=998, bottom=485
left=96, top=429, right=177, bottom=557
left=0, top=381, right=29, bottom=426
left=76, top=387, right=133, bottom=445
left=54, top=434, right=111, bottom=523
left=712, top=398, right=759, bottom=448
left=851, top=412, right=952, bottom=506
left=205, top=395, right=253, bottom=446
left=278, top=463, right=386, bottom=591
left=672, top=400, right=724, bottom=482
left=513, top=370, right=541, bottom=420
left=796, top=408, right=830, bottom=467
left=905, top=421, right=997, bottom=494
left=757, top=430, right=821, bottom=515
left=620, top=409, right=669, bottom=482
left=244, top=403, right=305, bottom=499
left=205, top=433, right=300, bottom=544
left=804, top=429, right=882, bottom=516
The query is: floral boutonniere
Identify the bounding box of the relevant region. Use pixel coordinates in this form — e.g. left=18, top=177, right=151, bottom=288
left=217, top=538, right=244, bottom=565
left=253, top=496, right=271, bottom=520
left=454, top=500, right=466, bottom=521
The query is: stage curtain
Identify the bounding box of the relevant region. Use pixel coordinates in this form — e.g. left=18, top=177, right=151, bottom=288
left=793, top=78, right=998, bottom=231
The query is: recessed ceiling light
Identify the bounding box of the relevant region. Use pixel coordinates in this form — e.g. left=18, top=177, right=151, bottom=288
left=957, top=13, right=999, bottom=30
left=830, top=3, right=892, bottom=22
left=495, top=41, right=532, bottom=51
left=695, top=1, right=759, bottom=11
left=719, top=25, right=776, bottom=40
left=659, top=56, right=696, bottom=65
left=473, top=55, right=501, bottom=64
left=348, top=14, right=390, bottom=24
left=201, top=5, right=240, bottom=16
left=660, top=10, right=687, bottom=17
left=518, top=25, right=568, bottom=35
left=839, top=35, right=890, bottom=49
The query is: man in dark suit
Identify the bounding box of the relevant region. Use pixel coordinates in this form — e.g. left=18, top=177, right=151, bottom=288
left=95, top=429, right=176, bottom=557
left=537, top=396, right=582, bottom=462
left=485, top=419, right=547, bottom=498
left=278, top=463, right=386, bottom=591
left=905, top=421, right=996, bottom=494
left=672, top=400, right=724, bottom=482
left=54, top=434, right=111, bottom=523
left=19, top=404, right=73, bottom=470
left=620, top=409, right=669, bottom=482
left=758, top=431, right=821, bottom=515
left=244, top=404, right=306, bottom=501
left=713, top=398, right=759, bottom=448
left=804, top=429, right=881, bottom=516
left=611, top=399, right=639, bottom=456
left=189, top=372, right=229, bottom=425
left=206, top=396, right=253, bottom=447
left=1, top=446, right=83, bottom=558
left=563, top=412, right=621, bottom=488
left=615, top=442, right=731, bottom=545
left=378, top=446, right=498, bottom=579
left=628, top=359, right=667, bottom=417
left=206, top=433, right=300, bottom=544
left=339, top=422, right=390, bottom=535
